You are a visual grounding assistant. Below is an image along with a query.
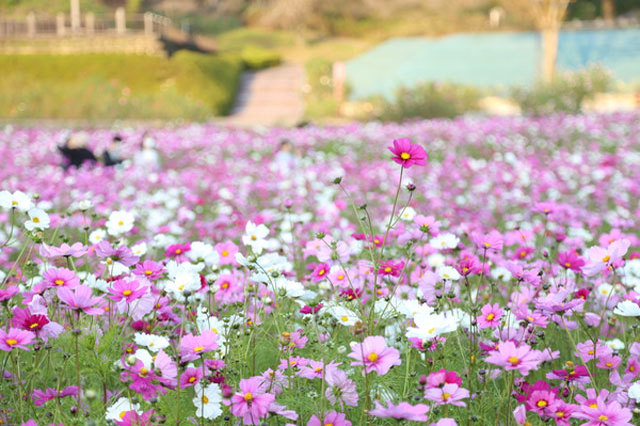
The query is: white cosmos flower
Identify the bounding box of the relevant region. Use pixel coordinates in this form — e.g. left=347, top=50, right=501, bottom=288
left=0, top=190, right=31, bottom=211
left=165, top=261, right=202, bottom=300
left=106, top=397, right=140, bottom=421
left=106, top=210, right=135, bottom=236
left=629, top=383, right=640, bottom=402
left=406, top=311, right=459, bottom=342
left=430, top=233, right=460, bottom=250
left=187, top=241, right=220, bottom=266
left=438, top=266, right=461, bottom=281
left=268, top=277, right=305, bottom=299
left=134, top=333, right=170, bottom=352
left=399, top=206, right=417, bottom=221
left=613, top=300, right=640, bottom=317
left=605, top=338, right=625, bottom=351
left=24, top=208, right=50, bottom=231
left=242, top=221, right=269, bottom=254
left=193, top=383, right=223, bottom=419
left=325, top=305, right=360, bottom=326
left=78, top=199, right=93, bottom=211
left=89, top=229, right=107, bottom=244
left=131, top=242, right=147, bottom=257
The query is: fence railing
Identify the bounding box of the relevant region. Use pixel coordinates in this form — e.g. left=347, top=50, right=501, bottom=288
left=0, top=9, right=172, bottom=39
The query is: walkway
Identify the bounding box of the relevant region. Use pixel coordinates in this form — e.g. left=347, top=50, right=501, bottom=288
left=223, top=63, right=305, bottom=127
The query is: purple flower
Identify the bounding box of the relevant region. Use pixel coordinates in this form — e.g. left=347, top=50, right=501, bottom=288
left=369, top=400, right=429, bottom=422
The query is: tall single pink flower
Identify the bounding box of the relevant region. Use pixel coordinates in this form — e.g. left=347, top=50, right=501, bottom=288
left=583, top=239, right=630, bottom=276
left=477, top=303, right=504, bottom=329
left=215, top=241, right=239, bottom=265
left=37, top=267, right=80, bottom=293
left=424, top=383, right=470, bottom=407
left=56, top=285, right=104, bottom=315
left=107, top=279, right=148, bottom=303
left=228, top=377, right=275, bottom=425
left=387, top=138, right=427, bottom=168
left=485, top=341, right=541, bottom=376
left=0, top=328, right=35, bottom=351
left=180, top=330, right=219, bottom=362
left=348, top=335, right=401, bottom=376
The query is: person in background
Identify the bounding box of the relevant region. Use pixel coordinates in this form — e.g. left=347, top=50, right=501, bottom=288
left=103, top=134, right=124, bottom=167
left=133, top=132, right=161, bottom=171
left=58, top=132, right=97, bottom=170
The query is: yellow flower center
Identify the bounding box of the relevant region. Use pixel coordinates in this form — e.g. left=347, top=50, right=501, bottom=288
left=486, top=313, right=495, bottom=321
left=221, top=282, right=230, bottom=289
left=318, top=269, right=325, bottom=276
left=589, top=403, right=598, bottom=408
left=384, top=267, right=392, bottom=273
left=189, top=376, right=196, bottom=383
left=565, top=262, right=571, bottom=267
left=222, top=250, right=229, bottom=256
left=202, top=395, right=209, bottom=404
left=176, top=249, right=182, bottom=254
left=54, top=279, right=65, bottom=286
left=139, top=368, right=149, bottom=376
left=11, top=200, right=17, bottom=205
left=367, top=352, right=379, bottom=362
left=442, top=392, right=451, bottom=401
left=483, top=242, right=491, bottom=247
left=556, top=411, right=564, bottom=418
left=314, top=367, right=323, bottom=373
left=337, top=275, right=344, bottom=280
left=537, top=400, right=547, bottom=407
left=507, top=356, right=519, bottom=365
left=5, top=339, right=17, bottom=346
left=602, top=255, right=610, bottom=262
left=251, top=235, right=257, bottom=241
left=244, top=392, right=253, bottom=402
left=30, top=322, right=39, bottom=329
left=118, top=220, right=124, bottom=226
left=598, top=415, right=608, bottom=421
left=606, top=362, right=612, bottom=367
left=123, top=290, right=132, bottom=296
left=33, top=217, right=40, bottom=223
left=400, top=152, right=411, bottom=160
left=194, top=345, right=204, bottom=352
left=145, top=270, right=153, bottom=275
left=340, top=316, right=348, bottom=322
left=428, top=327, right=435, bottom=334
left=119, top=411, right=127, bottom=419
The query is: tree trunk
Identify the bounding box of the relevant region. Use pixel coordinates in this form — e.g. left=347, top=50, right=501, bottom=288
left=541, top=28, right=559, bottom=83
left=602, top=0, right=615, bottom=21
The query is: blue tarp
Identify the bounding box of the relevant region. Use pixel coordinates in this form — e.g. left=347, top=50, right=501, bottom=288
left=345, top=29, right=640, bottom=100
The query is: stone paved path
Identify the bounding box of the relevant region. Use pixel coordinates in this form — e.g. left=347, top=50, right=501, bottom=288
left=222, top=63, right=305, bottom=128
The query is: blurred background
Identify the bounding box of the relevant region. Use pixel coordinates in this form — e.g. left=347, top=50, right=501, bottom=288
left=0, top=0, right=639, bottom=126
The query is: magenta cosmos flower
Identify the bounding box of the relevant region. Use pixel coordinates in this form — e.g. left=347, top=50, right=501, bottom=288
left=133, top=260, right=164, bottom=280
left=424, top=383, right=470, bottom=407
left=557, top=251, right=586, bottom=272
left=348, top=335, right=401, bottom=376
left=228, top=377, right=275, bottom=425
left=180, top=330, right=219, bottom=362
left=0, top=328, right=35, bottom=351
left=38, top=267, right=80, bottom=292
left=477, top=303, right=504, bottom=329
left=107, top=279, right=148, bottom=303
left=369, top=400, right=429, bottom=422
left=485, top=341, right=541, bottom=376
left=388, top=138, right=427, bottom=168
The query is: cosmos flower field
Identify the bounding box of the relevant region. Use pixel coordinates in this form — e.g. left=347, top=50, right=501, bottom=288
left=1, top=112, right=640, bottom=425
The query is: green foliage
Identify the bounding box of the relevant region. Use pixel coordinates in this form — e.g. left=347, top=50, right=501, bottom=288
left=240, top=45, right=282, bottom=70
left=216, top=27, right=296, bottom=51
left=368, top=82, right=482, bottom=122
left=0, top=52, right=243, bottom=120
left=511, top=65, right=613, bottom=116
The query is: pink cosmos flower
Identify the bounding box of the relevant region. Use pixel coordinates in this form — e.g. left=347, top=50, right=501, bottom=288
left=165, top=242, right=190, bottom=258
left=369, top=401, right=429, bottom=422
left=95, top=240, right=139, bottom=266
left=426, top=369, right=463, bottom=388
left=56, top=285, right=105, bottom=315
left=378, top=260, right=404, bottom=277
left=311, top=263, right=330, bottom=283
left=388, top=138, right=427, bottom=168
left=32, top=386, right=78, bottom=406
left=325, top=369, right=358, bottom=409
left=214, top=274, right=243, bottom=305
left=0, top=328, right=35, bottom=351
left=583, top=239, right=630, bottom=276
left=557, top=251, right=586, bottom=272
left=39, top=242, right=86, bottom=258
left=414, top=214, right=440, bottom=234
left=180, top=330, right=219, bottom=362
left=0, top=286, right=19, bottom=301
left=179, top=367, right=203, bottom=389
left=132, top=260, right=164, bottom=280
left=107, top=279, right=147, bottom=303
left=215, top=241, right=239, bottom=265
left=477, top=303, right=503, bottom=329
left=37, top=267, right=80, bottom=292
left=424, top=383, right=470, bottom=407
left=115, top=410, right=155, bottom=426
left=472, top=230, right=504, bottom=252
left=573, top=398, right=633, bottom=425
left=348, top=335, right=401, bottom=376
left=228, top=377, right=275, bottom=425
left=307, top=410, right=351, bottom=426
left=485, top=341, right=541, bottom=376
left=298, top=359, right=341, bottom=380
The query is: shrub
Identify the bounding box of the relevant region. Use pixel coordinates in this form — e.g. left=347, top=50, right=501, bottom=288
left=240, top=45, right=282, bottom=70
left=368, top=82, right=482, bottom=122
left=511, top=65, right=613, bottom=116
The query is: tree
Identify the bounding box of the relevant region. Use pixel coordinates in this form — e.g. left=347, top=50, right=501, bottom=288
left=503, top=0, right=573, bottom=82
left=601, top=0, right=615, bottom=21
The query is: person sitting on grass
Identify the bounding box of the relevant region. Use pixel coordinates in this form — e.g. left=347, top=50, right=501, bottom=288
left=103, top=134, right=124, bottom=167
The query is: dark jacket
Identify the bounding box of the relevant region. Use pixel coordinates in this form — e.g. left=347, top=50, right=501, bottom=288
left=58, top=146, right=97, bottom=170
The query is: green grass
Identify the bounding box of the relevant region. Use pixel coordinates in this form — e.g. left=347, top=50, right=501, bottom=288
left=0, top=52, right=243, bottom=120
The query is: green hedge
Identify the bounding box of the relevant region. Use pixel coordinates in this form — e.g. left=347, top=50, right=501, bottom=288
left=240, top=45, right=282, bottom=70
left=0, top=52, right=243, bottom=120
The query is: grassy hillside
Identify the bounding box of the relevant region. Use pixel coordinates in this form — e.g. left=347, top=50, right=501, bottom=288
left=0, top=52, right=243, bottom=120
